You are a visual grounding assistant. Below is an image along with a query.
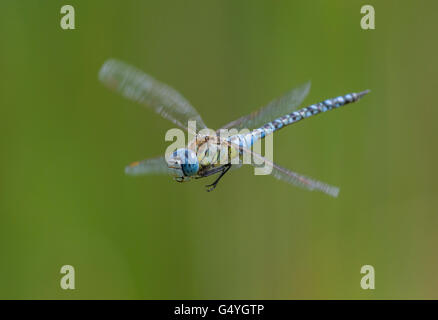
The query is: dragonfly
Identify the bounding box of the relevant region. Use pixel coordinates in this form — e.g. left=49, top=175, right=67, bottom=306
left=99, top=59, right=369, bottom=197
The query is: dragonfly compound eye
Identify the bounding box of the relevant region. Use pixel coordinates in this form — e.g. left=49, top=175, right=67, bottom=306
left=167, top=148, right=199, bottom=177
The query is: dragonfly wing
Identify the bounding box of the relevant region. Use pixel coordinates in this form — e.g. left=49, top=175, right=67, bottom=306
left=255, top=154, right=339, bottom=197
left=263, top=161, right=339, bottom=197
left=220, top=81, right=311, bottom=130
left=99, top=59, right=207, bottom=132
left=221, top=137, right=339, bottom=197
left=231, top=164, right=242, bottom=171
left=125, top=156, right=169, bottom=176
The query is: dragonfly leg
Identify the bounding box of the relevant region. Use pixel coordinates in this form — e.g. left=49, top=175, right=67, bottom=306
left=205, top=164, right=232, bottom=192
left=201, top=165, right=227, bottom=178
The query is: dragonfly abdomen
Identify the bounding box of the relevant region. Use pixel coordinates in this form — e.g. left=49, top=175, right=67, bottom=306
left=248, top=90, right=370, bottom=145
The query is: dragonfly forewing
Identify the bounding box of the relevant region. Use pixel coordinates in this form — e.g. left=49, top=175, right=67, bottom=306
left=125, top=156, right=169, bottom=176
left=99, top=59, right=207, bottom=132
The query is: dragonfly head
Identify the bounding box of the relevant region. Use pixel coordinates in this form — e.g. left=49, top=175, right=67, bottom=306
left=167, top=148, right=199, bottom=181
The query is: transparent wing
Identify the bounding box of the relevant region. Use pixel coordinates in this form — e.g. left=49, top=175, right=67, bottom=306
left=124, top=156, right=169, bottom=176
left=220, top=81, right=311, bottom=130
left=99, top=59, right=207, bottom=132
left=262, top=161, right=339, bottom=197
left=222, top=137, right=339, bottom=197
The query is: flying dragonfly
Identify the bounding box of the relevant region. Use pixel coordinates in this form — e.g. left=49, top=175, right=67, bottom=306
left=99, top=59, right=369, bottom=197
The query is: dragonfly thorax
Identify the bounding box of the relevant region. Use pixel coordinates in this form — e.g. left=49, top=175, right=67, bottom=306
left=167, top=149, right=199, bottom=181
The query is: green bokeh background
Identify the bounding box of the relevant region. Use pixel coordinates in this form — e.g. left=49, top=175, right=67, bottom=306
left=1, top=0, right=437, bottom=299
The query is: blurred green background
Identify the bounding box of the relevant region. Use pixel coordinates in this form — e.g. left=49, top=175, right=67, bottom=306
left=1, top=0, right=437, bottom=299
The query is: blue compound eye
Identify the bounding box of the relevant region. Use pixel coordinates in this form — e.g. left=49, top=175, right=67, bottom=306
left=181, top=162, right=199, bottom=176
left=169, top=148, right=199, bottom=177
left=181, top=149, right=199, bottom=176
